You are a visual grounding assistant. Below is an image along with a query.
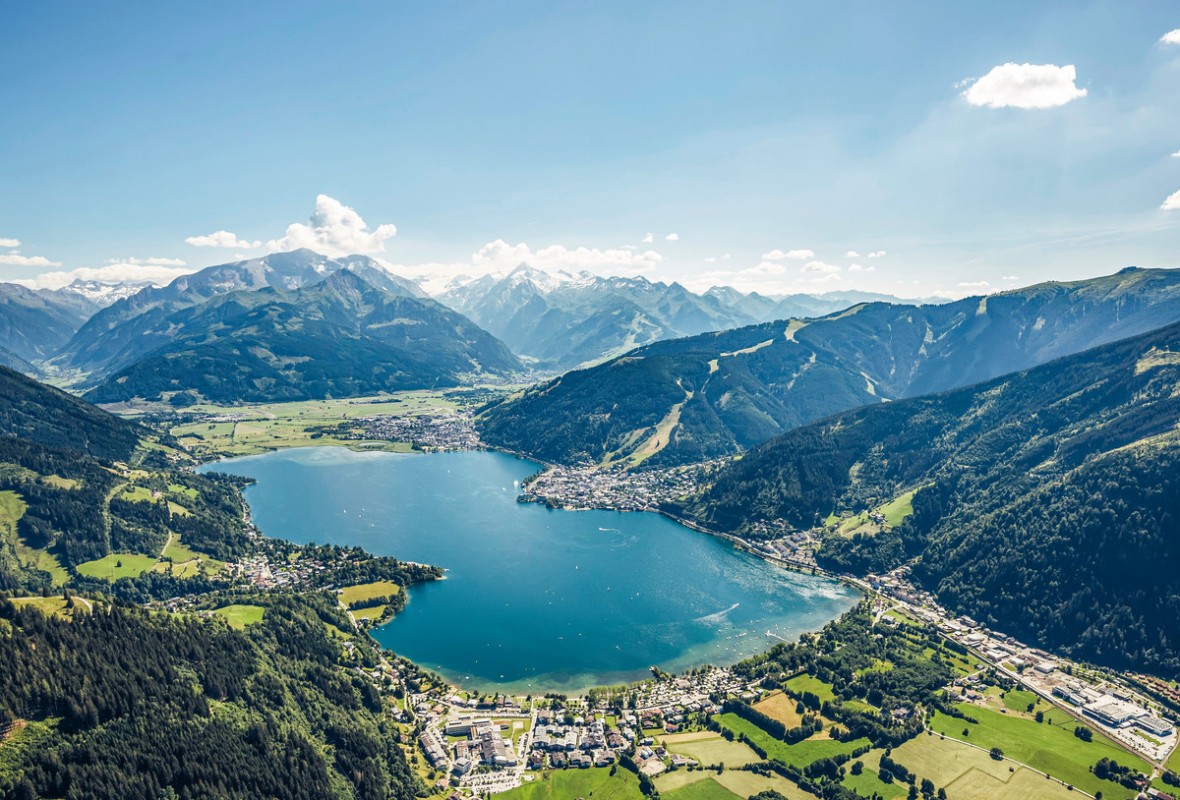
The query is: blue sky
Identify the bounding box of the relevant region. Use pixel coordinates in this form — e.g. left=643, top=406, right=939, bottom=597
left=1, top=1, right=1178, bottom=297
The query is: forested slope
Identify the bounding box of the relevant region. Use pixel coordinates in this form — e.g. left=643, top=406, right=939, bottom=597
left=680, top=319, right=1180, bottom=675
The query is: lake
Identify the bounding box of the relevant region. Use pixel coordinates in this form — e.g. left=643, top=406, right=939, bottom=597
left=199, top=447, right=859, bottom=693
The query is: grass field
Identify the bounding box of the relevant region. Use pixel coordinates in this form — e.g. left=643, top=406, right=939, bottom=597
left=212, top=604, right=265, bottom=629
left=714, top=713, right=868, bottom=768
left=119, top=485, right=156, bottom=503
left=784, top=674, right=837, bottom=704
left=661, top=776, right=739, bottom=800
left=661, top=731, right=761, bottom=767
left=74, top=553, right=158, bottom=580
left=752, top=690, right=805, bottom=728
left=0, top=490, right=70, bottom=585
left=499, top=767, right=643, bottom=800
left=339, top=580, right=401, bottom=607
left=9, top=596, right=87, bottom=619
left=712, top=770, right=821, bottom=799
left=928, top=703, right=1150, bottom=796
left=351, top=604, right=388, bottom=621
left=840, top=749, right=907, bottom=799
left=165, top=391, right=467, bottom=456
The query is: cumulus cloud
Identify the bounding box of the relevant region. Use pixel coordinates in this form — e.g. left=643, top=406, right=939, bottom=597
left=266, top=194, right=397, bottom=256
left=472, top=239, right=664, bottom=273
left=664, top=233, right=680, bottom=241
left=0, top=250, right=61, bottom=267
left=761, top=248, right=814, bottom=261
left=1162, top=29, right=1180, bottom=45
left=1172, top=150, right=1180, bottom=158
left=641, top=232, right=654, bottom=243
left=1002, top=275, right=1020, bottom=281
left=962, top=63, right=1087, bottom=109
left=0, top=238, right=20, bottom=248
left=847, top=263, right=875, bottom=273
left=801, top=260, right=841, bottom=273
left=845, top=250, right=860, bottom=258
left=958, top=280, right=991, bottom=288
left=186, top=230, right=262, bottom=249
left=867, top=250, right=887, bottom=258
left=704, top=254, right=732, bottom=263
left=1163, top=190, right=1180, bottom=211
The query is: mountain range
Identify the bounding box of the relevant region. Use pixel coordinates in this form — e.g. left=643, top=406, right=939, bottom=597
left=478, top=266, right=1180, bottom=467
left=677, top=317, right=1180, bottom=675
left=438, top=264, right=941, bottom=370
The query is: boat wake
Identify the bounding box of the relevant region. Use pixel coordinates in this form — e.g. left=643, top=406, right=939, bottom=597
left=694, top=602, right=740, bottom=625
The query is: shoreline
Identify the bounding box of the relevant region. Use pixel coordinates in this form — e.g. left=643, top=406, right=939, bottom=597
left=187, top=440, right=860, bottom=697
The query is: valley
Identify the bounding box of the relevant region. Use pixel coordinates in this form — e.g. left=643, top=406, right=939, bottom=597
left=2, top=259, right=1180, bottom=800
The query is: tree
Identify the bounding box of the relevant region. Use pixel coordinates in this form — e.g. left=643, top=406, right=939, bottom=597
left=989, top=747, right=1004, bottom=761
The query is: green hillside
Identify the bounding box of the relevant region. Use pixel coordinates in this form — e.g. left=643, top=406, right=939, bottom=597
left=480, top=266, right=1180, bottom=467
left=680, top=319, right=1180, bottom=675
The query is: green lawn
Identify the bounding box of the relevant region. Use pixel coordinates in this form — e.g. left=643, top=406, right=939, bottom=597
left=212, top=604, right=265, bottom=629
left=928, top=703, right=1150, bottom=796
left=841, top=749, right=907, bottom=799
left=714, top=713, right=868, bottom=769
left=1000, top=689, right=1041, bottom=714
left=499, top=767, right=643, bottom=800
left=662, top=776, right=739, bottom=800
left=74, top=553, right=158, bottom=580
left=784, top=674, right=837, bottom=704
left=339, top=580, right=400, bottom=608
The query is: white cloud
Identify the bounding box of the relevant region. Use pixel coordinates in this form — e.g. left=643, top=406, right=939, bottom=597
left=1161, top=29, right=1180, bottom=45
left=0, top=250, right=61, bottom=267
left=867, top=250, right=887, bottom=258
left=472, top=239, right=664, bottom=273
left=1001, top=275, right=1020, bottom=281
left=847, top=263, right=875, bottom=273
left=15, top=262, right=196, bottom=290
left=266, top=194, right=397, bottom=256
left=761, top=248, right=814, bottom=261
left=1163, top=190, right=1180, bottom=211
left=845, top=250, right=860, bottom=258
left=962, top=63, right=1087, bottom=109
left=106, top=256, right=187, bottom=267
left=703, top=253, right=732, bottom=264
left=664, top=233, right=680, bottom=241
left=1172, top=150, right=1180, bottom=158
left=0, top=238, right=20, bottom=248
left=958, top=280, right=991, bottom=288
left=641, top=232, right=654, bottom=243
left=186, top=230, right=262, bottom=249
left=801, top=260, right=841, bottom=273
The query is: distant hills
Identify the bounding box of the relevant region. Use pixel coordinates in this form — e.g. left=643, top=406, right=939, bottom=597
left=0, top=283, right=101, bottom=370
left=677, top=318, right=1180, bottom=675
left=479, top=266, right=1180, bottom=467
left=438, top=263, right=938, bottom=370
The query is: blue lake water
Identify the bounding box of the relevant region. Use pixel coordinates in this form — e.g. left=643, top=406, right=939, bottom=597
left=199, top=447, right=859, bottom=693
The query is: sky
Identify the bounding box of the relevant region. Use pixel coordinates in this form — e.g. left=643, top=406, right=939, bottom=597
left=1, top=1, right=1178, bottom=298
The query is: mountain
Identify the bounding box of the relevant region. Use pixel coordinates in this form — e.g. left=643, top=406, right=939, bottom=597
left=83, top=269, right=522, bottom=404
left=0, top=282, right=101, bottom=368
left=479, top=266, right=1180, bottom=467
left=439, top=265, right=767, bottom=369
left=440, top=268, right=944, bottom=371
left=52, top=249, right=420, bottom=378
left=57, top=278, right=152, bottom=307
left=678, top=318, right=1180, bottom=675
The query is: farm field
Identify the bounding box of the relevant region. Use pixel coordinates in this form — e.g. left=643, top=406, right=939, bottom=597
left=660, top=731, right=761, bottom=767
left=752, top=690, right=806, bottom=728
left=339, top=580, right=400, bottom=607
left=927, top=703, right=1150, bottom=797
left=713, top=713, right=868, bottom=768
left=212, top=604, right=265, bottom=629
left=74, top=553, right=158, bottom=580
left=499, top=767, right=643, bottom=800
left=163, top=391, right=470, bottom=456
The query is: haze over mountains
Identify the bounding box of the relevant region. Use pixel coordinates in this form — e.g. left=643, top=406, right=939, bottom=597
left=479, top=266, right=1180, bottom=467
